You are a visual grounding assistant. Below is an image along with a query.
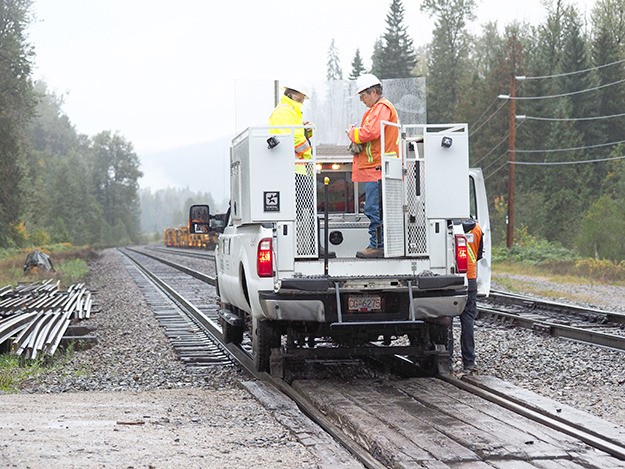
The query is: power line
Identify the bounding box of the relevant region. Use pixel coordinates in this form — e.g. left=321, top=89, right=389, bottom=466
left=519, top=57, right=625, bottom=80
left=516, top=137, right=625, bottom=154
left=470, top=99, right=507, bottom=137
left=511, top=154, right=625, bottom=166
left=473, top=133, right=508, bottom=166
left=499, top=77, right=625, bottom=100
left=518, top=112, right=625, bottom=122
left=484, top=160, right=509, bottom=180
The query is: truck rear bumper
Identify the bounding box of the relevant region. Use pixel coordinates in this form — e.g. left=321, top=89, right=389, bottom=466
left=259, top=292, right=467, bottom=322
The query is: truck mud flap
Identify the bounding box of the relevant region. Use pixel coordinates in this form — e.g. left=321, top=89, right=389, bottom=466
left=417, top=275, right=464, bottom=289
left=218, top=308, right=244, bottom=326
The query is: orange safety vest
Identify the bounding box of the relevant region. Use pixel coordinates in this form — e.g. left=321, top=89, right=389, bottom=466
left=350, top=97, right=399, bottom=173
left=466, top=223, right=483, bottom=280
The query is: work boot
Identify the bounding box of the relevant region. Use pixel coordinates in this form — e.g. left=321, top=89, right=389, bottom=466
left=356, top=246, right=384, bottom=258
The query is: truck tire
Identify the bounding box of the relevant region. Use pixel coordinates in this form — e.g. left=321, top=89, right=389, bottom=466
left=252, top=318, right=279, bottom=373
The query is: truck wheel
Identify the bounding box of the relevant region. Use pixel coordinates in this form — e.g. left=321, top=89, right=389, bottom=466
left=221, top=317, right=244, bottom=345
left=252, top=318, right=279, bottom=372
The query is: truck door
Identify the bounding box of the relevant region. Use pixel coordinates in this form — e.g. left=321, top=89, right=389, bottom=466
left=469, top=168, right=491, bottom=296
left=381, top=121, right=405, bottom=258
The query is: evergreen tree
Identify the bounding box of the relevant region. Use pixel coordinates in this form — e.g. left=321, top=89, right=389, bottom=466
left=326, top=39, right=343, bottom=80
left=591, top=0, right=625, bottom=152
left=90, top=131, right=143, bottom=243
left=0, top=0, right=36, bottom=246
left=421, top=0, right=477, bottom=122
left=349, top=48, right=366, bottom=79
left=370, top=0, right=417, bottom=79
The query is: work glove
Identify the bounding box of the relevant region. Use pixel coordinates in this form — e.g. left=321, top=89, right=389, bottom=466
left=348, top=142, right=363, bottom=155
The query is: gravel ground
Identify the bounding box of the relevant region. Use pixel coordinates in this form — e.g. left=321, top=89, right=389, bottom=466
left=2, top=248, right=625, bottom=468
left=0, top=249, right=323, bottom=469
left=467, top=273, right=625, bottom=427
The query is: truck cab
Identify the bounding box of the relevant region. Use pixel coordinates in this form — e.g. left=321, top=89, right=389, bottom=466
left=191, top=123, right=490, bottom=374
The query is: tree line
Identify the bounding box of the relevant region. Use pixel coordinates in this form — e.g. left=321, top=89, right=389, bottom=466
left=327, top=0, right=625, bottom=261
left=5, top=0, right=625, bottom=260
left=0, top=0, right=142, bottom=248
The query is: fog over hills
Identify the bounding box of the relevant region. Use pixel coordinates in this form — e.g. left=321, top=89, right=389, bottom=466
left=138, top=137, right=230, bottom=210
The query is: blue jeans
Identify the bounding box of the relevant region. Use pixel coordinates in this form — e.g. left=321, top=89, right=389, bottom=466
left=364, top=181, right=382, bottom=248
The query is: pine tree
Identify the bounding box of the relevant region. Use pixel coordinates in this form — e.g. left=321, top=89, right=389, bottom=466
left=421, top=0, right=477, bottom=122
left=0, top=0, right=36, bottom=246
left=349, top=49, right=366, bottom=79
left=326, top=39, right=343, bottom=80
left=370, top=0, right=417, bottom=79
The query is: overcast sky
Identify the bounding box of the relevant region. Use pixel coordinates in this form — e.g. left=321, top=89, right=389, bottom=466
left=27, top=0, right=596, bottom=158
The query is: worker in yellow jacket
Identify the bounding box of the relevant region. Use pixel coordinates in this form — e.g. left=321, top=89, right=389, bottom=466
left=268, top=82, right=312, bottom=176
left=268, top=82, right=315, bottom=255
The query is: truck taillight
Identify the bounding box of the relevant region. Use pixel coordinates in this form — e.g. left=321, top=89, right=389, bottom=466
left=455, top=234, right=468, bottom=273
left=257, top=238, right=273, bottom=277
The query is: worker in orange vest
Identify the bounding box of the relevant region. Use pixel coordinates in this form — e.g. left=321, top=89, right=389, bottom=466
left=460, top=218, right=484, bottom=372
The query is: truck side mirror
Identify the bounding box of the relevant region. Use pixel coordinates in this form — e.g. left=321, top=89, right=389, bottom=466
left=189, top=204, right=211, bottom=233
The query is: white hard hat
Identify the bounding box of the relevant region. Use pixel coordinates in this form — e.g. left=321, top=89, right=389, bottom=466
left=282, top=81, right=310, bottom=99
left=355, top=73, right=381, bottom=94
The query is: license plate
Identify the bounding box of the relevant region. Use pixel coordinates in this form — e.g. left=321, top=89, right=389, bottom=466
left=348, top=295, right=382, bottom=312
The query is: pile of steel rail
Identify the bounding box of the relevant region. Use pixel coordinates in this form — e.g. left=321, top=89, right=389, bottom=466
left=0, top=280, right=93, bottom=359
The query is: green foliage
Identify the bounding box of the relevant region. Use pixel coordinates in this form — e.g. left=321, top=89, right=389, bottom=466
left=371, top=0, right=417, bottom=79
left=0, top=342, right=77, bottom=392
left=0, top=0, right=37, bottom=246
left=0, top=354, right=43, bottom=392
left=421, top=0, right=476, bottom=122
left=56, top=257, right=89, bottom=285
left=326, top=39, right=343, bottom=80
left=349, top=48, right=366, bottom=79
left=575, top=195, right=625, bottom=261
left=493, top=228, right=578, bottom=264
left=139, top=187, right=217, bottom=236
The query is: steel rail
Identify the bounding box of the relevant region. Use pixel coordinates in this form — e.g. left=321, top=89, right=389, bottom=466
left=120, top=248, right=384, bottom=469
left=125, top=247, right=215, bottom=285
left=439, top=373, right=625, bottom=460
left=479, top=296, right=625, bottom=351
left=487, top=289, right=625, bottom=325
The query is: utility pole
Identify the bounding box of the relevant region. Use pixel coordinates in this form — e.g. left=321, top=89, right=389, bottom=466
left=506, top=74, right=516, bottom=249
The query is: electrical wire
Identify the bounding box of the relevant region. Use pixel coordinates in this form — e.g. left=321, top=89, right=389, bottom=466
left=519, top=112, right=625, bottom=122
left=470, top=100, right=508, bottom=137
left=516, top=137, right=625, bottom=153
left=484, top=160, right=509, bottom=180
left=505, top=77, right=625, bottom=100
left=473, top=133, right=509, bottom=166
left=511, top=154, right=625, bottom=165
left=520, top=57, right=625, bottom=80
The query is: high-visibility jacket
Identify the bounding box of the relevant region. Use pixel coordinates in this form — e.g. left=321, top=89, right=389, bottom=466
left=268, top=94, right=312, bottom=175
left=466, top=223, right=483, bottom=280
left=348, top=97, right=399, bottom=182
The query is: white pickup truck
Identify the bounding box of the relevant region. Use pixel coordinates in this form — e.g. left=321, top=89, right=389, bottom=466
left=190, top=123, right=490, bottom=374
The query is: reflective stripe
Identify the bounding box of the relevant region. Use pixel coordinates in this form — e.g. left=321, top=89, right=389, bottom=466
left=353, top=127, right=361, bottom=144
left=295, top=140, right=311, bottom=158
left=467, top=245, right=477, bottom=264
left=366, top=142, right=373, bottom=163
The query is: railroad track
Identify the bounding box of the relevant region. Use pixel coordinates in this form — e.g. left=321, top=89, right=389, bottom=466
left=118, top=247, right=625, bottom=467
left=479, top=290, right=625, bottom=351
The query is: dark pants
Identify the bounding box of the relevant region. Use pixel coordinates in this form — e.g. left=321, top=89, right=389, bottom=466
left=460, top=279, right=477, bottom=368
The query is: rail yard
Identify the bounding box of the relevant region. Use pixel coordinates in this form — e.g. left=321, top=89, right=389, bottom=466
left=2, top=247, right=624, bottom=468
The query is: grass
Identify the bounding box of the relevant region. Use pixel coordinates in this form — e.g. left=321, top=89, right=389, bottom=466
left=492, top=259, right=624, bottom=305
left=0, top=354, right=45, bottom=392
left=0, top=244, right=96, bottom=392
left=0, top=342, right=80, bottom=393
left=0, top=244, right=98, bottom=288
